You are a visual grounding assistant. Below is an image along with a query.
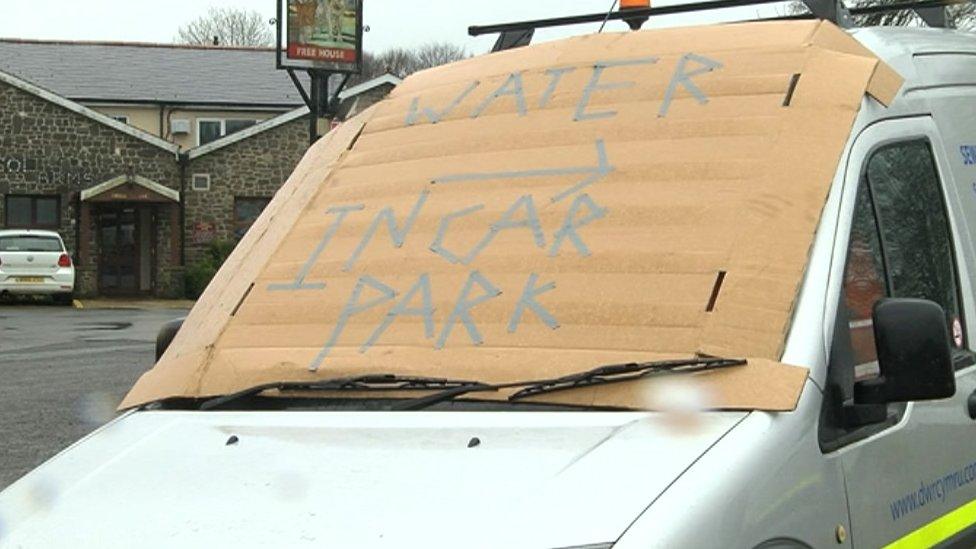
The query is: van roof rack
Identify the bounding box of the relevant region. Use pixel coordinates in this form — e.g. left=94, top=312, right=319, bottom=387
left=472, top=0, right=973, bottom=51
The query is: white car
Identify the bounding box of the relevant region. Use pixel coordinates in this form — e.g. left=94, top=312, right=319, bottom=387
left=0, top=229, right=75, bottom=305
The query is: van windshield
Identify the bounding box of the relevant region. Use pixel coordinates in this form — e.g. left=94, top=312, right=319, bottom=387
left=0, top=236, right=62, bottom=252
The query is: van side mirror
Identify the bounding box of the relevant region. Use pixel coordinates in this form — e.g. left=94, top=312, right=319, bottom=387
left=156, top=317, right=185, bottom=362
left=855, top=298, right=955, bottom=404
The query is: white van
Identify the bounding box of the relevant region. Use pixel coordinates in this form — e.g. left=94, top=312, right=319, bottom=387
left=2, top=14, right=976, bottom=549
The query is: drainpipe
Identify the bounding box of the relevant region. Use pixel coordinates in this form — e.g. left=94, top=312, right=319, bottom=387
left=73, top=192, right=81, bottom=263
left=178, top=151, right=189, bottom=269
left=158, top=104, right=166, bottom=138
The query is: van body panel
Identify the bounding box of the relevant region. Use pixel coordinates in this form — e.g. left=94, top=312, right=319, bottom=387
left=824, top=101, right=976, bottom=548
left=616, top=380, right=848, bottom=548
left=0, top=410, right=747, bottom=548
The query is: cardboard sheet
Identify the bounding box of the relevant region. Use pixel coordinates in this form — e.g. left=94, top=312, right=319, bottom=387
left=121, top=20, right=902, bottom=411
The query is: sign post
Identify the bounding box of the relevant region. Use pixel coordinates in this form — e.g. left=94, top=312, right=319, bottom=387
left=276, top=0, right=364, bottom=144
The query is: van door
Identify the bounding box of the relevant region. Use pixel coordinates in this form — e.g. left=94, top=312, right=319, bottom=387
left=824, top=117, right=976, bottom=548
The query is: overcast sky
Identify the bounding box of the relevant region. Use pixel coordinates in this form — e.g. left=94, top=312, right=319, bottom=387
left=0, top=0, right=785, bottom=54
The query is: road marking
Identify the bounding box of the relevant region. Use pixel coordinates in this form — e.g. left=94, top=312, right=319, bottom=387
left=0, top=344, right=147, bottom=362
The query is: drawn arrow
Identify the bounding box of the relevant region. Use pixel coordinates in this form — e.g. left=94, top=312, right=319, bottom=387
left=432, top=139, right=613, bottom=203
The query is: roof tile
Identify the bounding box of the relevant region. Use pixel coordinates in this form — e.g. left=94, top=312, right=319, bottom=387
left=0, top=39, right=307, bottom=107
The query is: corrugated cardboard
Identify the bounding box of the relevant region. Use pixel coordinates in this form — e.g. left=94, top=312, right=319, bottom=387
left=121, top=20, right=902, bottom=411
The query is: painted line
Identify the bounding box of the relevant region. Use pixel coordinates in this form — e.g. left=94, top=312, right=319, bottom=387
left=0, top=344, right=147, bottom=362
left=883, top=498, right=976, bottom=548
left=268, top=204, right=363, bottom=291
left=432, top=139, right=614, bottom=204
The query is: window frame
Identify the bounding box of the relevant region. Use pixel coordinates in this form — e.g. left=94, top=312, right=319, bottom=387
left=224, top=119, right=258, bottom=134
left=840, top=175, right=888, bottom=375
left=196, top=118, right=225, bottom=147
left=4, top=194, right=61, bottom=229
left=820, top=130, right=974, bottom=452
left=196, top=118, right=260, bottom=146
left=191, top=173, right=212, bottom=192
left=865, top=139, right=968, bottom=353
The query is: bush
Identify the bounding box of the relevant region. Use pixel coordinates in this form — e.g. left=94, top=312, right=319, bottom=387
left=184, top=260, right=215, bottom=299
left=184, top=240, right=236, bottom=299
left=208, top=240, right=235, bottom=265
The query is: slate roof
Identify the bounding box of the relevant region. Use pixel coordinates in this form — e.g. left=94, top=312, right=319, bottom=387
left=0, top=67, right=180, bottom=153
left=0, top=39, right=307, bottom=107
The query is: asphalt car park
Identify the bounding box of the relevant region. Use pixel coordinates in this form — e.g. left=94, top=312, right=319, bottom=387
left=0, top=303, right=187, bottom=489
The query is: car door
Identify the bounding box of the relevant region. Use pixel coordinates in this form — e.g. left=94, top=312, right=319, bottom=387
left=824, top=117, right=976, bottom=548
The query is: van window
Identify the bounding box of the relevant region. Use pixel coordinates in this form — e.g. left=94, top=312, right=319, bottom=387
left=868, top=141, right=963, bottom=349
left=842, top=180, right=887, bottom=376
left=841, top=139, right=965, bottom=376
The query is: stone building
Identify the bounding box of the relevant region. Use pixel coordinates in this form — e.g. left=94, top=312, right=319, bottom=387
left=0, top=39, right=308, bottom=149
left=0, top=42, right=398, bottom=298
left=182, top=112, right=309, bottom=266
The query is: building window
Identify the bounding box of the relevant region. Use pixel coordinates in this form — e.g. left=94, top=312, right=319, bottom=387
left=110, top=115, right=129, bottom=124
left=198, top=119, right=259, bottom=146
left=191, top=174, right=211, bottom=192
left=198, top=120, right=223, bottom=146
left=234, top=197, right=271, bottom=240
left=5, top=195, right=60, bottom=228
left=225, top=119, right=257, bottom=134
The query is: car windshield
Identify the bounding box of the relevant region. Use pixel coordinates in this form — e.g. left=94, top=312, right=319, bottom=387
left=0, top=236, right=62, bottom=252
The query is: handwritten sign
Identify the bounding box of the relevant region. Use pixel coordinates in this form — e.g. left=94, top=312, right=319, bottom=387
left=405, top=52, right=722, bottom=126
left=270, top=51, right=724, bottom=371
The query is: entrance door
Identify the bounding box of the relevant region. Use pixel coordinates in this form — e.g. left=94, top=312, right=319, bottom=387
left=97, top=205, right=140, bottom=294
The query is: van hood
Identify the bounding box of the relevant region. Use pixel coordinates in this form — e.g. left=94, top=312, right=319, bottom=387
left=0, top=410, right=747, bottom=548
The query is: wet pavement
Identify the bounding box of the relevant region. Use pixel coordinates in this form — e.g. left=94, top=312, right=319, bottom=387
left=0, top=303, right=188, bottom=489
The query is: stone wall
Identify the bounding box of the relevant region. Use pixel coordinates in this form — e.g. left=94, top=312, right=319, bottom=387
left=341, top=84, right=394, bottom=120
left=0, top=80, right=181, bottom=297
left=183, top=117, right=308, bottom=265
left=1, top=75, right=392, bottom=298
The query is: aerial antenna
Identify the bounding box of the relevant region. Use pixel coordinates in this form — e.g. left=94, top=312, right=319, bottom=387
left=598, top=0, right=621, bottom=32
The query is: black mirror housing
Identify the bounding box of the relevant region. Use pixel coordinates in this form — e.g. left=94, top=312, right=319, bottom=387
left=155, top=317, right=186, bottom=362
left=855, top=298, right=955, bottom=404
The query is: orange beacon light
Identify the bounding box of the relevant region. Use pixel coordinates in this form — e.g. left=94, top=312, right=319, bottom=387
left=619, top=0, right=651, bottom=29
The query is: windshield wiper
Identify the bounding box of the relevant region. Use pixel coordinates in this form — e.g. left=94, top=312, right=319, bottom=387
left=392, top=381, right=530, bottom=411
left=507, top=356, right=747, bottom=401
left=199, top=357, right=747, bottom=411
left=198, top=374, right=485, bottom=410
left=398, top=355, right=747, bottom=410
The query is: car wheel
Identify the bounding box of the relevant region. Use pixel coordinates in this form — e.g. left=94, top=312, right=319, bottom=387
left=53, top=293, right=74, bottom=306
